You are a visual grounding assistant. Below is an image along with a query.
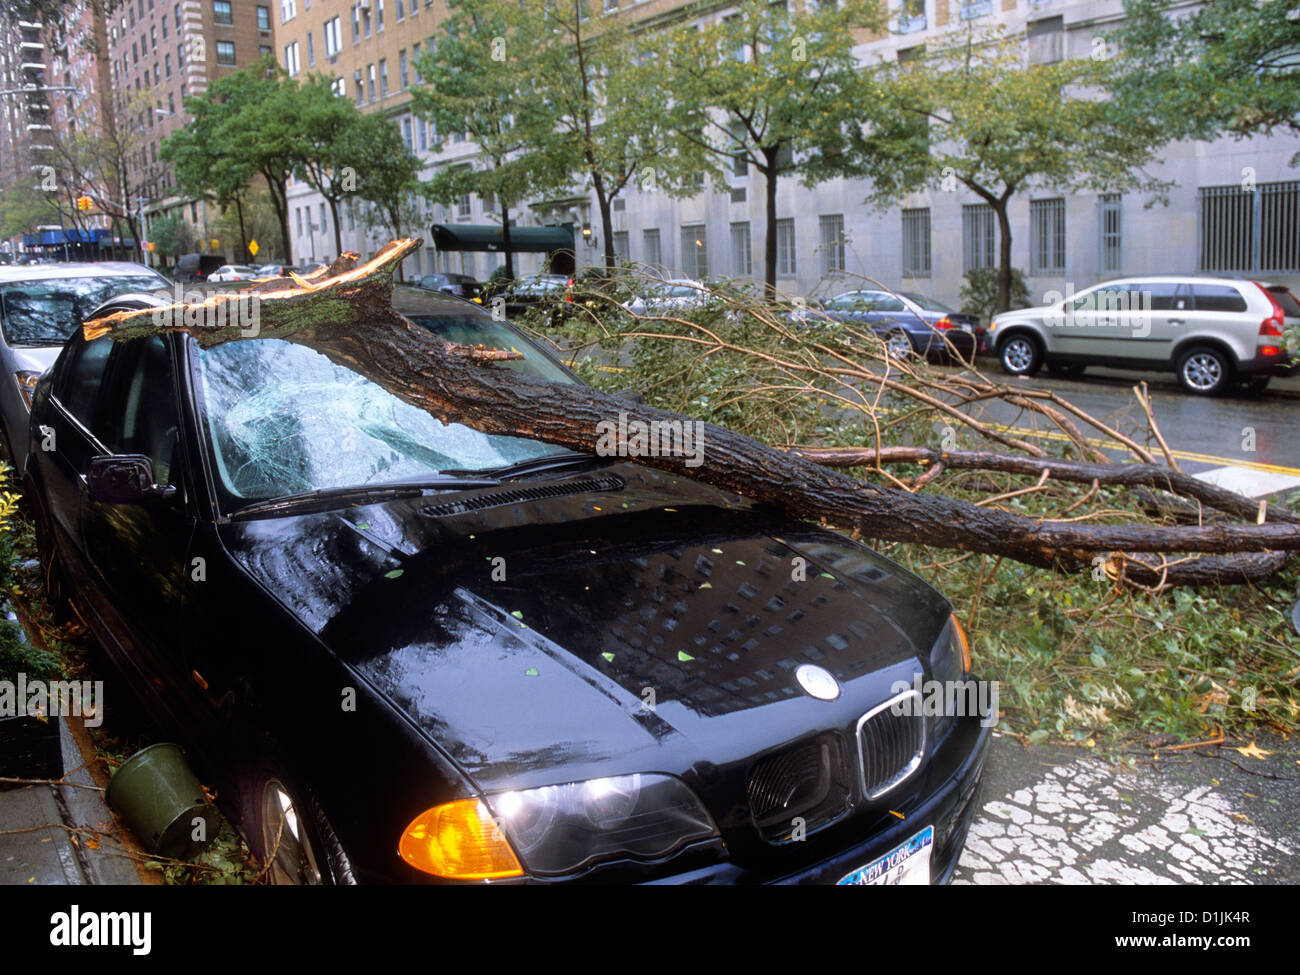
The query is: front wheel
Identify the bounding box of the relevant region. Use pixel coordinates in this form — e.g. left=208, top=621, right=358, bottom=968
left=885, top=330, right=914, bottom=360
left=998, top=334, right=1042, bottom=377
left=1176, top=347, right=1231, bottom=396
left=241, top=764, right=355, bottom=885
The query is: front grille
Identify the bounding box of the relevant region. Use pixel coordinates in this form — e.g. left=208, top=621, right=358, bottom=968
left=856, top=691, right=926, bottom=800
left=746, top=735, right=851, bottom=842
left=419, top=474, right=624, bottom=517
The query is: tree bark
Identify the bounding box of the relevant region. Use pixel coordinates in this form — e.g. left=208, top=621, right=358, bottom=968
left=83, top=239, right=1300, bottom=584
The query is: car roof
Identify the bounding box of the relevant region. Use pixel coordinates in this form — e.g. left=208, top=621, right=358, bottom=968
left=0, top=262, right=162, bottom=283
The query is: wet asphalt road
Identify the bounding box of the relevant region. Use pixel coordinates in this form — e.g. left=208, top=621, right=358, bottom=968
left=951, top=361, right=1300, bottom=491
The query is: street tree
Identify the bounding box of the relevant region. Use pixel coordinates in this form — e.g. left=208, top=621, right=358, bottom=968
left=663, top=0, right=885, bottom=296
left=849, top=27, right=1169, bottom=314
left=1112, top=0, right=1300, bottom=155
left=410, top=0, right=570, bottom=280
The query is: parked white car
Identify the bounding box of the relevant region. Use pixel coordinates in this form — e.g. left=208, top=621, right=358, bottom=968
left=990, top=275, right=1300, bottom=395
left=621, top=279, right=711, bottom=316
left=207, top=264, right=261, bottom=282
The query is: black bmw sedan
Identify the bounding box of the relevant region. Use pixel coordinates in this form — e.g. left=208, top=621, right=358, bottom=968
left=25, top=286, right=990, bottom=884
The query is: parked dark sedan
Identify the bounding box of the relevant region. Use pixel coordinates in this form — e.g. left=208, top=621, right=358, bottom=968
left=799, top=289, right=978, bottom=362
left=25, top=285, right=989, bottom=884
left=417, top=272, right=482, bottom=302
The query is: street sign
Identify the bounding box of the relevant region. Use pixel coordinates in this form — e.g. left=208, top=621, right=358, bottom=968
left=248, top=239, right=259, bottom=257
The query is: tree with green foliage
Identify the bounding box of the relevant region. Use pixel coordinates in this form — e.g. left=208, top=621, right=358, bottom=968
left=146, top=211, right=194, bottom=260
left=345, top=114, right=423, bottom=277
left=487, top=0, right=710, bottom=272
left=1112, top=0, right=1300, bottom=157
left=663, top=0, right=884, bottom=296
left=410, top=0, right=574, bottom=279
left=849, top=27, right=1170, bottom=314
left=163, top=55, right=298, bottom=263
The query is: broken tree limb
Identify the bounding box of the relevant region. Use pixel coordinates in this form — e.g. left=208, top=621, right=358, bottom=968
left=82, top=238, right=1300, bottom=584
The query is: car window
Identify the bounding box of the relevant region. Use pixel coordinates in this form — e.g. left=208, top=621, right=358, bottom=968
left=195, top=317, right=574, bottom=501
left=55, top=335, right=114, bottom=438
left=872, top=294, right=905, bottom=312
left=899, top=292, right=954, bottom=313
left=1193, top=284, right=1248, bottom=313
left=103, top=335, right=181, bottom=486
left=0, top=274, right=168, bottom=346
left=1265, top=286, right=1300, bottom=317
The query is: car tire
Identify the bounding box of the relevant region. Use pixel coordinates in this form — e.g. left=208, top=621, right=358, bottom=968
left=1046, top=362, right=1086, bottom=379
left=998, top=334, right=1042, bottom=377
left=240, top=762, right=356, bottom=885
left=1176, top=346, right=1232, bottom=396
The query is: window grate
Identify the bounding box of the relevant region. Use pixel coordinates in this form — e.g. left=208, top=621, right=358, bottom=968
left=902, top=207, right=930, bottom=277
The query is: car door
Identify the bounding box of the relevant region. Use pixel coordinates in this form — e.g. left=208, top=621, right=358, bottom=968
left=79, top=334, right=203, bottom=718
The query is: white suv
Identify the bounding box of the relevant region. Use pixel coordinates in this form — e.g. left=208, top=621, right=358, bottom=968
left=989, top=276, right=1300, bottom=395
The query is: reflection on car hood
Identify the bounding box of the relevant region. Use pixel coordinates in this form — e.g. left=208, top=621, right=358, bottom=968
left=219, top=464, right=950, bottom=791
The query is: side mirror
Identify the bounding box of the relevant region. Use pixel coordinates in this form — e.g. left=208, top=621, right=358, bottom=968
left=88, top=454, right=176, bottom=504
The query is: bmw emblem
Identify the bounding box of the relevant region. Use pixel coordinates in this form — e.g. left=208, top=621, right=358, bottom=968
left=795, top=664, right=840, bottom=701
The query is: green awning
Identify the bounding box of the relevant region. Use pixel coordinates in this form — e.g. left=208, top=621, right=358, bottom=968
left=430, top=223, right=574, bottom=253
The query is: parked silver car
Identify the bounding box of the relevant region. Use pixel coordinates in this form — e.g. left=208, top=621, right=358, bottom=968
left=0, top=262, right=169, bottom=469
left=989, top=275, right=1300, bottom=395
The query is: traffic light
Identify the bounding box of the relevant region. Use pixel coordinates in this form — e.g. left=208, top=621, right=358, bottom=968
left=76, top=195, right=93, bottom=211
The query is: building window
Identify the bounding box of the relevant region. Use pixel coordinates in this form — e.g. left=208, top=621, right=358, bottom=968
left=296, top=207, right=303, bottom=236
left=283, top=41, right=299, bottom=75
left=1028, top=15, right=1064, bottom=64
left=367, top=62, right=375, bottom=100
left=330, top=77, right=344, bottom=97
left=281, top=0, right=295, bottom=23
left=681, top=224, right=707, bottom=278
left=819, top=214, right=845, bottom=275
left=164, top=53, right=171, bottom=77
left=399, top=49, right=408, bottom=88
left=320, top=203, right=327, bottom=236
left=257, top=5, right=271, bottom=30
left=402, top=117, right=412, bottom=149
left=306, top=31, right=315, bottom=66
left=324, top=16, right=341, bottom=56
left=899, top=0, right=925, bottom=33
left=377, top=0, right=384, bottom=29
left=902, top=207, right=931, bottom=277
left=456, top=185, right=471, bottom=219
left=962, top=203, right=995, bottom=272
left=379, top=59, right=388, bottom=96
left=1030, top=197, right=1066, bottom=274
left=613, top=231, right=629, bottom=264
left=213, top=0, right=232, bottom=24
left=351, top=4, right=360, bottom=42
left=216, top=40, right=236, bottom=65
left=960, top=0, right=991, bottom=19
left=260, top=44, right=272, bottom=56
left=643, top=228, right=661, bottom=268
left=1098, top=194, right=1122, bottom=275
left=731, top=221, right=751, bottom=277
left=397, top=0, right=404, bottom=19
left=776, top=218, right=795, bottom=276
left=1198, top=180, right=1300, bottom=272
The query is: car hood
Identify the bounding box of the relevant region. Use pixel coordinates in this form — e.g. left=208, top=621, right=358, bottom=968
left=218, top=464, right=950, bottom=792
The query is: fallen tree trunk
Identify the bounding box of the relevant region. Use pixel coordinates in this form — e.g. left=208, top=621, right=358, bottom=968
left=85, top=239, right=1299, bottom=585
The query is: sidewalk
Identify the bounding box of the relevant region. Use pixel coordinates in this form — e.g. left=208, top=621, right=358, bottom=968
left=0, top=714, right=149, bottom=885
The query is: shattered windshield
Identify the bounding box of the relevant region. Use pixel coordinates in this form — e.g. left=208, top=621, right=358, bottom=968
left=196, top=315, right=576, bottom=502
left=0, top=274, right=169, bottom=346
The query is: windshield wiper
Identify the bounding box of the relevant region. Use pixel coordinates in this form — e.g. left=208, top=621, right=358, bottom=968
left=231, top=476, right=503, bottom=519
left=441, top=451, right=605, bottom=480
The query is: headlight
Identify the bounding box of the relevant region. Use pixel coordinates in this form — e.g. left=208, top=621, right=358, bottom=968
left=488, top=773, right=717, bottom=876
left=930, top=613, right=971, bottom=686
left=16, top=370, right=40, bottom=409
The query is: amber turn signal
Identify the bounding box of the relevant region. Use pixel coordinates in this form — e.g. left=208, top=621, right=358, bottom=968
left=950, top=614, right=971, bottom=674
left=399, top=799, right=524, bottom=880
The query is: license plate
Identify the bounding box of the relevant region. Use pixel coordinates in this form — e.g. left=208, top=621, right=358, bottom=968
left=837, top=826, right=933, bottom=885
left=959, top=323, right=972, bottom=332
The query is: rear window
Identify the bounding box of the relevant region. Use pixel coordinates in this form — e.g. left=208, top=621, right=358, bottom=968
left=1192, top=284, right=1248, bottom=313
left=1265, top=285, right=1300, bottom=318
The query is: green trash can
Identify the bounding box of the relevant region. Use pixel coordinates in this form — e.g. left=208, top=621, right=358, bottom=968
left=106, top=743, right=220, bottom=860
